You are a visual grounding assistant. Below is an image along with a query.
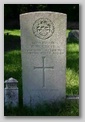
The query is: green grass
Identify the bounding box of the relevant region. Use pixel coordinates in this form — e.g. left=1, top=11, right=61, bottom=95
left=4, top=29, right=79, bottom=116
left=4, top=100, right=79, bottom=116
left=4, top=29, right=21, bottom=36
left=66, top=43, right=79, bottom=95
left=66, top=29, right=71, bottom=38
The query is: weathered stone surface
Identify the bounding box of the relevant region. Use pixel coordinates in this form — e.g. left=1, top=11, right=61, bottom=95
left=66, top=95, right=79, bottom=104
left=20, top=12, right=67, bottom=106
left=4, top=78, right=18, bottom=107
left=67, top=30, right=79, bottom=41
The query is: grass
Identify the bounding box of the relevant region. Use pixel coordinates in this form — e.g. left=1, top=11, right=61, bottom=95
left=4, top=100, right=79, bottom=116
left=66, top=43, right=79, bottom=95
left=4, top=29, right=21, bottom=36
left=4, top=29, right=79, bottom=116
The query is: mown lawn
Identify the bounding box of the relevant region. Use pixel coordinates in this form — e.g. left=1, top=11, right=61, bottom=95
left=4, top=29, right=79, bottom=116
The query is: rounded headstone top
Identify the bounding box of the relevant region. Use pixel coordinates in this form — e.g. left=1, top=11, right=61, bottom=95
left=5, top=77, right=18, bottom=83
left=20, top=11, right=67, bottom=17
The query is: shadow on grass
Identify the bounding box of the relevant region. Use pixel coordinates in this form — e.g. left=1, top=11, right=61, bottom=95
left=4, top=34, right=21, bottom=52
left=66, top=84, right=79, bottom=95
left=66, top=39, right=79, bottom=74
left=66, top=51, right=79, bottom=74
left=4, top=100, right=79, bottom=116
left=67, top=38, right=79, bottom=44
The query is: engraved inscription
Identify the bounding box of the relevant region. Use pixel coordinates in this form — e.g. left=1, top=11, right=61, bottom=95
left=34, top=57, right=54, bottom=87
left=32, top=18, right=54, bottom=39
left=23, top=41, right=64, bottom=54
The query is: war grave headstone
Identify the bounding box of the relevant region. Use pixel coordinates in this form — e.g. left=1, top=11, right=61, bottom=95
left=20, top=12, right=67, bottom=106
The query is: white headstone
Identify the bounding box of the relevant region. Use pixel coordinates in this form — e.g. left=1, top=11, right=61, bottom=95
left=20, top=12, right=67, bottom=106
left=4, top=77, right=18, bottom=107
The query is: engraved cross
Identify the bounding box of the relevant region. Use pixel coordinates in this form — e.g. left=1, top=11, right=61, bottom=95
left=34, top=56, right=54, bottom=87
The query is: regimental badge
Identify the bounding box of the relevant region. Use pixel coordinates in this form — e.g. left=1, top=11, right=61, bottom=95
left=32, top=18, right=54, bottom=39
